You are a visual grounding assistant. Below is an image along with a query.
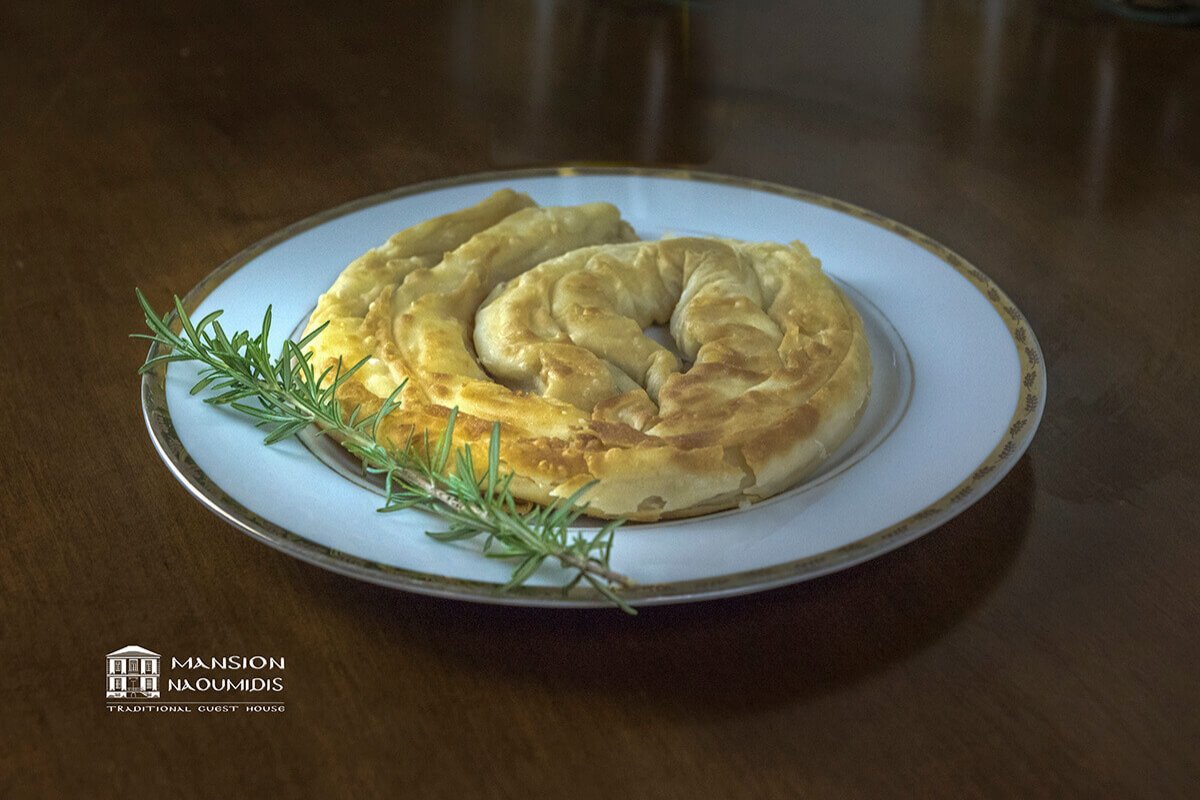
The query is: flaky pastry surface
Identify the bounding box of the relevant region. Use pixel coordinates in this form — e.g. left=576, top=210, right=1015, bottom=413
left=304, top=190, right=871, bottom=521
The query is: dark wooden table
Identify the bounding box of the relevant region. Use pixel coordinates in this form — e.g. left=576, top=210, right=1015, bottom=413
left=4, top=1, right=1198, bottom=796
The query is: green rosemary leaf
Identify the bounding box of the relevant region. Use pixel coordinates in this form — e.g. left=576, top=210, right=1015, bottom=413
left=203, top=389, right=258, bottom=406
left=262, top=419, right=310, bottom=445
left=379, top=499, right=424, bottom=514
left=279, top=341, right=299, bottom=389
left=562, top=571, right=585, bottom=594
left=484, top=544, right=529, bottom=560
left=194, top=309, right=223, bottom=334
left=259, top=304, right=273, bottom=348
left=432, top=407, right=458, bottom=473
left=486, top=423, right=500, bottom=499
left=227, top=402, right=296, bottom=423
left=372, top=383, right=406, bottom=440
left=602, top=521, right=619, bottom=564
left=136, top=290, right=179, bottom=344
left=173, top=296, right=202, bottom=349
left=425, top=528, right=485, bottom=543
left=590, top=518, right=623, bottom=553
left=313, top=363, right=336, bottom=396
left=294, top=319, right=329, bottom=350
left=211, top=321, right=235, bottom=353
left=501, top=554, right=547, bottom=591
left=544, top=481, right=598, bottom=530
left=137, top=353, right=192, bottom=373
left=329, top=355, right=371, bottom=391
left=457, top=443, right=474, bottom=482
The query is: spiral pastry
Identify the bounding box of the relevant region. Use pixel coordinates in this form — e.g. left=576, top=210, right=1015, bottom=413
left=304, top=190, right=871, bottom=521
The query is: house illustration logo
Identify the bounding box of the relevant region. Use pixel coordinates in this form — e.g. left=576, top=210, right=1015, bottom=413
left=106, top=645, right=161, bottom=699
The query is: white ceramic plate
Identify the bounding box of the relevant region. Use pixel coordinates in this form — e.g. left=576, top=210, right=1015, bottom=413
left=141, top=168, right=1045, bottom=608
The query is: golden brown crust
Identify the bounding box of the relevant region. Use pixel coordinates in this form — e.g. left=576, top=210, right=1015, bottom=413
left=305, top=191, right=871, bottom=521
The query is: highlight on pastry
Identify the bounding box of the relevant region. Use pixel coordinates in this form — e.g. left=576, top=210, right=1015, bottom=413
left=303, top=189, right=871, bottom=521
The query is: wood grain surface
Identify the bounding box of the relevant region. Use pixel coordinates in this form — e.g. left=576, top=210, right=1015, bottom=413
left=3, top=1, right=1199, bottom=797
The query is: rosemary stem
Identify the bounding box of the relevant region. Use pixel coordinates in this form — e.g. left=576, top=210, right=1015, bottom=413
left=554, top=553, right=633, bottom=587
left=135, top=290, right=634, bottom=610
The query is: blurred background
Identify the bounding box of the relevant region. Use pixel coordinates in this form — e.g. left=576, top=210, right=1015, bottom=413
left=449, top=0, right=1198, bottom=191
left=7, top=0, right=1197, bottom=222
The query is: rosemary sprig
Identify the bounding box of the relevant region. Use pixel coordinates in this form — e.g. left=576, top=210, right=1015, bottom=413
left=134, top=289, right=634, bottom=613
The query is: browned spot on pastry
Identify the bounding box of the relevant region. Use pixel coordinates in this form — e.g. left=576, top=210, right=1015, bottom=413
left=589, top=420, right=656, bottom=449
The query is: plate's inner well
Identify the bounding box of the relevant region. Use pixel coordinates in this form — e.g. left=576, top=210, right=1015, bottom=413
left=292, top=279, right=914, bottom=529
